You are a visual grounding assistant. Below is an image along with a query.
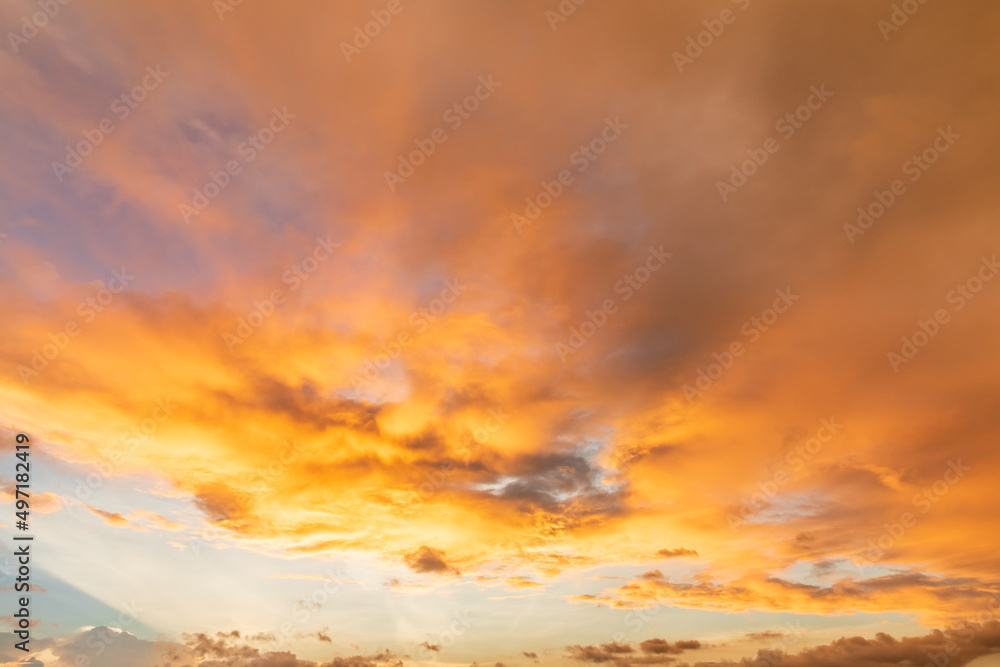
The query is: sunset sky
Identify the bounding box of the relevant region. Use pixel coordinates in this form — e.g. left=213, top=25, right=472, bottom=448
left=2, top=1, right=1000, bottom=666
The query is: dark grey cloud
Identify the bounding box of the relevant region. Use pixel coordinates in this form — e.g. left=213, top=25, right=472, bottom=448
left=403, top=545, right=456, bottom=574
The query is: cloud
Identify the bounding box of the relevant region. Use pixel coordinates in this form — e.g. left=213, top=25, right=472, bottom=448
left=50, top=627, right=170, bottom=667
left=638, top=639, right=701, bottom=654
left=570, top=571, right=1000, bottom=624
left=688, top=621, right=1000, bottom=667
left=0, top=633, right=54, bottom=664
left=505, top=576, right=543, bottom=589
left=567, top=638, right=701, bottom=666
left=129, top=508, right=184, bottom=531
left=2, top=0, right=1000, bottom=635
left=81, top=505, right=185, bottom=533
left=475, top=452, right=625, bottom=521
left=563, top=624, right=1000, bottom=667
left=403, top=546, right=457, bottom=574
left=0, top=484, right=63, bottom=513
left=84, top=505, right=133, bottom=528
left=177, top=631, right=398, bottom=667
left=567, top=642, right=634, bottom=663
left=13, top=620, right=1000, bottom=667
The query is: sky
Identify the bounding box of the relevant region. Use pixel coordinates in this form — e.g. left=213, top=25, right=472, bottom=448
left=1, top=0, right=1000, bottom=666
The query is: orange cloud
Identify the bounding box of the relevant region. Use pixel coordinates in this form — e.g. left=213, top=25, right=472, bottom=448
left=570, top=571, right=1000, bottom=626
left=1, top=0, right=999, bottom=636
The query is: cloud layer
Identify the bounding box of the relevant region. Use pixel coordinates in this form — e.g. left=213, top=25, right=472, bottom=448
left=1, top=0, right=1000, bottom=658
